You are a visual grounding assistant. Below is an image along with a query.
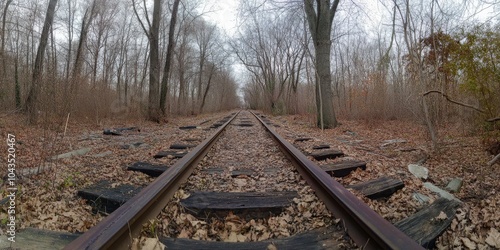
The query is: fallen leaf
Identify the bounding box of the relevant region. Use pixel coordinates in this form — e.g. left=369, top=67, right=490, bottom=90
left=485, top=228, right=500, bottom=248
left=435, top=211, right=448, bottom=221
left=461, top=237, right=476, bottom=249
left=267, top=243, right=277, bottom=250
left=141, top=237, right=166, bottom=250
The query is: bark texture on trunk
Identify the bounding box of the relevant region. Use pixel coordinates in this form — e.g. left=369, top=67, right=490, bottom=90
left=304, top=0, right=340, bottom=128
left=25, top=0, right=58, bottom=124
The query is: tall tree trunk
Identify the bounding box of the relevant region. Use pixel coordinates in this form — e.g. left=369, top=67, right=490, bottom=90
left=199, top=64, right=215, bottom=113
left=1, top=0, right=13, bottom=81
left=160, top=0, right=180, bottom=115
left=24, top=0, right=58, bottom=124
left=147, top=0, right=161, bottom=122
left=304, top=0, right=340, bottom=129
left=67, top=0, right=96, bottom=114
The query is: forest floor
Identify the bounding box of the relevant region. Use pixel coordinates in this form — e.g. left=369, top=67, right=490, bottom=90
left=0, top=110, right=499, bottom=249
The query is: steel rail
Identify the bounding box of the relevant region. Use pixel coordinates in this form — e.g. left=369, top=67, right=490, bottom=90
left=64, top=111, right=239, bottom=250
left=251, top=111, right=424, bottom=250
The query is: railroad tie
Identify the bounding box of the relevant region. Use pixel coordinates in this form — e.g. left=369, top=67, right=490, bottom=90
left=127, top=162, right=168, bottom=177
left=77, top=180, right=141, bottom=214
left=348, top=176, right=404, bottom=199
left=179, top=125, right=199, bottom=130
left=154, top=150, right=187, bottom=159
left=159, top=227, right=343, bottom=250
left=395, top=197, right=461, bottom=248
left=169, top=143, right=197, bottom=149
left=180, top=191, right=298, bottom=220
left=310, top=149, right=345, bottom=161
left=321, top=160, right=367, bottom=177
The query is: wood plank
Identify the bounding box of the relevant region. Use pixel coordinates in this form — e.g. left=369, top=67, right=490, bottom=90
left=170, top=143, right=197, bottom=149
left=103, top=127, right=139, bottom=136
left=294, top=137, right=313, bottom=142
left=0, top=228, right=81, bottom=250
left=321, top=160, right=367, bottom=177
left=231, top=169, right=255, bottom=177
left=348, top=177, right=404, bottom=199
left=200, top=168, right=279, bottom=177
left=200, top=168, right=224, bottom=175
left=183, top=138, right=201, bottom=142
left=395, top=197, right=460, bottom=248
left=180, top=191, right=297, bottom=219
left=310, top=149, right=344, bottom=161
left=127, top=161, right=168, bottom=177
left=77, top=181, right=141, bottom=214
left=160, top=227, right=343, bottom=250
left=313, top=144, right=330, bottom=150
left=235, top=123, right=254, bottom=127
left=154, top=150, right=187, bottom=159
left=179, top=125, right=198, bottom=130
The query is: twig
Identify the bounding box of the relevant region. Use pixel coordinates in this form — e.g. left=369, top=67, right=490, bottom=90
left=488, top=153, right=500, bottom=166
left=63, top=113, right=70, bottom=138
left=422, top=90, right=485, bottom=114
left=487, top=117, right=500, bottom=123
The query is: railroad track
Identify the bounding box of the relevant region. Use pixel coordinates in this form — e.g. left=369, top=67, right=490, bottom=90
left=64, top=110, right=456, bottom=249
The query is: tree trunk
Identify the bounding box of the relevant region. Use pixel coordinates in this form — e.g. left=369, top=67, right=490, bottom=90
left=304, top=0, right=340, bottom=128
left=1, top=0, right=13, bottom=80
left=160, top=0, right=180, bottom=115
left=147, top=0, right=161, bottom=122
left=67, top=0, right=96, bottom=114
left=199, top=64, right=216, bottom=113
left=24, top=0, right=58, bottom=124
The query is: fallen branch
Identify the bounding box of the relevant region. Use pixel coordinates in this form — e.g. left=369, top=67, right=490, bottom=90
left=488, top=153, right=500, bottom=166
left=487, top=117, right=500, bottom=123
left=423, top=90, right=485, bottom=114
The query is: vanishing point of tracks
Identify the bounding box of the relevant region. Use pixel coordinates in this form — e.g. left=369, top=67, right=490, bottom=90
left=65, top=110, right=425, bottom=249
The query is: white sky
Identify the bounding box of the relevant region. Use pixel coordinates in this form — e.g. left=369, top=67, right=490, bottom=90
left=199, top=0, right=240, bottom=37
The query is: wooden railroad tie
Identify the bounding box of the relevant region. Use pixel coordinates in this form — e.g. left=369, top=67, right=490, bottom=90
left=154, top=150, right=187, bottom=159
left=180, top=191, right=298, bottom=220
left=312, top=144, right=331, bottom=150
left=200, top=168, right=279, bottom=177
left=127, top=162, right=168, bottom=177
left=179, top=125, right=199, bottom=130
left=320, top=160, right=367, bottom=177
left=0, top=228, right=81, bottom=249
left=310, top=149, right=344, bottom=161
left=77, top=180, right=141, bottom=214
left=169, top=143, right=197, bottom=149
left=395, top=197, right=461, bottom=248
left=159, top=227, right=344, bottom=250
left=348, top=176, right=404, bottom=199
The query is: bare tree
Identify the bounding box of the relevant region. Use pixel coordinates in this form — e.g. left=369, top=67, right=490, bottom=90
left=159, top=0, right=180, bottom=115
left=133, top=0, right=162, bottom=122
left=304, top=0, right=340, bottom=128
left=24, top=0, right=58, bottom=123
left=1, top=0, right=13, bottom=80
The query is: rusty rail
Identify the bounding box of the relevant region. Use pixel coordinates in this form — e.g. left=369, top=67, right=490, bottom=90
left=66, top=110, right=423, bottom=249
left=64, top=112, right=239, bottom=250
left=251, top=111, right=423, bottom=250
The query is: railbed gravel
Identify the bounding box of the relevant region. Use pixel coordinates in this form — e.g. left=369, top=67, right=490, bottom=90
left=153, top=111, right=353, bottom=247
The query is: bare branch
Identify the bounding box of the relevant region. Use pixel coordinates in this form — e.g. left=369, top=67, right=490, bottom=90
left=488, top=153, right=500, bottom=166
left=422, top=90, right=485, bottom=114
left=131, top=0, right=149, bottom=37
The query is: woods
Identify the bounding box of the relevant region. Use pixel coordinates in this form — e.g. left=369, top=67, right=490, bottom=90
left=0, top=0, right=240, bottom=123
left=0, top=0, right=498, bottom=136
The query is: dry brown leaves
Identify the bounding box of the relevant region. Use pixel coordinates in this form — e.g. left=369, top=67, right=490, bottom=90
left=273, top=114, right=500, bottom=249
left=0, top=111, right=227, bottom=234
